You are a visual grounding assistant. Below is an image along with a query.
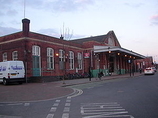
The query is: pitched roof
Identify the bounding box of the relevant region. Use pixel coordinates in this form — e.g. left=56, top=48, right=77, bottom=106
left=70, top=31, right=121, bottom=47
left=70, top=34, right=107, bottom=44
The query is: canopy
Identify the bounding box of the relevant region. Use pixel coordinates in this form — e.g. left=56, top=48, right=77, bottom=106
left=93, top=46, right=145, bottom=59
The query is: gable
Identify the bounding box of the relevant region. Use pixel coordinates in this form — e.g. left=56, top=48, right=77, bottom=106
left=104, top=31, right=121, bottom=47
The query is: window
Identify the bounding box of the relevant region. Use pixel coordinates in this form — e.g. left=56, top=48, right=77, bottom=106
left=32, top=45, right=40, bottom=56
left=47, top=48, right=54, bottom=69
left=59, top=49, right=64, bottom=61
left=59, top=49, right=65, bottom=70
left=12, top=51, right=18, bottom=61
left=77, top=53, right=82, bottom=69
left=69, top=51, right=74, bottom=70
left=3, top=52, right=7, bottom=61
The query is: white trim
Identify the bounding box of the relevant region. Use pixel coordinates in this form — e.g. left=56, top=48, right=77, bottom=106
left=94, top=46, right=145, bottom=59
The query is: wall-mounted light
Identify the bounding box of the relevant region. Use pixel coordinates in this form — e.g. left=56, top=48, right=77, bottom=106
left=118, top=53, right=120, bottom=55
left=55, top=53, right=59, bottom=56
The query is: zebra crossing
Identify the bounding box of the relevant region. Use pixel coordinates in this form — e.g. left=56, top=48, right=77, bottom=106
left=45, top=100, right=134, bottom=118
left=81, top=102, right=134, bottom=118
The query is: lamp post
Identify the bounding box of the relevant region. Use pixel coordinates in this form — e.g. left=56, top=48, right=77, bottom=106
left=108, top=47, right=111, bottom=76
left=128, top=59, right=131, bottom=76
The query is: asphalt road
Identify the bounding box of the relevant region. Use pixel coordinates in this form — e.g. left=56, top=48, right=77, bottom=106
left=0, top=73, right=158, bottom=118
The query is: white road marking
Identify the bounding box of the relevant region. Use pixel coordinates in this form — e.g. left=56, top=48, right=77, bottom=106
left=7, top=103, right=23, bottom=106
left=64, top=107, right=70, bottom=112
left=66, top=99, right=71, bottom=102
left=55, top=100, right=60, bottom=102
left=81, top=102, right=134, bottom=118
left=82, top=115, right=134, bottom=118
left=53, top=103, right=59, bottom=107
left=46, top=114, right=54, bottom=118
left=24, top=103, right=30, bottom=106
left=0, top=115, right=22, bottom=118
left=68, top=88, right=83, bottom=98
left=82, top=111, right=128, bottom=115
left=62, top=113, right=69, bottom=118
left=50, top=107, right=57, bottom=112
left=65, top=103, right=71, bottom=107
left=46, top=98, right=72, bottom=118
left=81, top=108, right=126, bottom=113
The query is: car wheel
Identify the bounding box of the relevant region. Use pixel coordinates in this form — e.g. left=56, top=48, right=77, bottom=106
left=18, top=82, right=23, bottom=84
left=3, top=78, right=8, bottom=85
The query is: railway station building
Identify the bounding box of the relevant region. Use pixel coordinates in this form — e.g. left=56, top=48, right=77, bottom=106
left=0, top=18, right=146, bottom=82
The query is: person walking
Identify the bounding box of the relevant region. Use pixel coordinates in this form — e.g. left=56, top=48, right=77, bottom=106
left=98, top=71, right=103, bottom=80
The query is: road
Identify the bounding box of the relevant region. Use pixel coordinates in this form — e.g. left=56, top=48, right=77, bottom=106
left=0, top=73, right=158, bottom=118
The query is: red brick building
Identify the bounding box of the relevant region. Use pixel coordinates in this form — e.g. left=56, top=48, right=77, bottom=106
left=0, top=18, right=146, bottom=81
left=136, top=56, right=155, bottom=70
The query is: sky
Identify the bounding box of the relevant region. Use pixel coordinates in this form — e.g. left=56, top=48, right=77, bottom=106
left=0, top=0, right=158, bottom=62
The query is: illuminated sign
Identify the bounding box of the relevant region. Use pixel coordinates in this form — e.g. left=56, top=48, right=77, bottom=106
left=84, top=53, right=90, bottom=58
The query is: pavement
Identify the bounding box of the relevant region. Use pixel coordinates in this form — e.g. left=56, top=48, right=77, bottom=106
left=0, top=72, right=144, bottom=103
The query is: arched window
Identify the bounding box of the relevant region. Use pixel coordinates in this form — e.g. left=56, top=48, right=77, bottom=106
left=69, top=51, right=74, bottom=70
left=12, top=51, right=18, bottom=61
left=47, top=48, right=54, bottom=69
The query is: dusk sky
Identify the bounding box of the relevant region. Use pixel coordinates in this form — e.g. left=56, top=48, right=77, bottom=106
left=0, top=0, right=158, bottom=62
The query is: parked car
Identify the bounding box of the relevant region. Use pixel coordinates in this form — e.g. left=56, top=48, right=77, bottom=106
left=151, top=67, right=157, bottom=72
left=144, top=67, right=155, bottom=75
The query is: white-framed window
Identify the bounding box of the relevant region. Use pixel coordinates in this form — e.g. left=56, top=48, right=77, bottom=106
left=32, top=45, right=40, bottom=56
left=47, top=48, right=54, bottom=69
left=59, top=49, right=64, bottom=62
left=59, top=49, right=65, bottom=70
left=3, top=52, right=7, bottom=62
left=69, top=51, right=74, bottom=70
left=12, top=51, right=18, bottom=61
left=77, top=53, right=82, bottom=69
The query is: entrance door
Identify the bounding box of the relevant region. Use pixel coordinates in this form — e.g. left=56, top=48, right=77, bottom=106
left=32, top=45, right=41, bottom=76
left=32, top=56, right=41, bottom=76
left=109, top=56, right=114, bottom=72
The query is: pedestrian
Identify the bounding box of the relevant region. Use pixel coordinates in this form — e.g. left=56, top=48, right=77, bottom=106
left=89, top=71, right=91, bottom=81
left=98, top=71, right=103, bottom=80
left=139, top=68, right=142, bottom=74
left=132, top=65, right=135, bottom=76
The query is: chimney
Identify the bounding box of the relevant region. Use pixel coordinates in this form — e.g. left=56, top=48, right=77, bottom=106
left=22, top=18, right=30, bottom=36
left=60, top=35, right=64, bottom=40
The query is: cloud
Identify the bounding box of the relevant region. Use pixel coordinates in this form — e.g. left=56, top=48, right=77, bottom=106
left=150, top=14, right=158, bottom=25
left=0, top=26, right=20, bottom=36
left=0, top=0, right=20, bottom=16
left=27, top=0, right=95, bottom=12
left=0, top=0, right=95, bottom=18
left=151, top=14, right=158, bottom=20
left=37, top=28, right=87, bottom=40
left=124, top=2, right=144, bottom=8
left=37, top=28, right=60, bottom=38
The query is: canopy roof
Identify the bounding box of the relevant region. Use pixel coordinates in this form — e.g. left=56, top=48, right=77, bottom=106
left=94, top=46, right=145, bottom=59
